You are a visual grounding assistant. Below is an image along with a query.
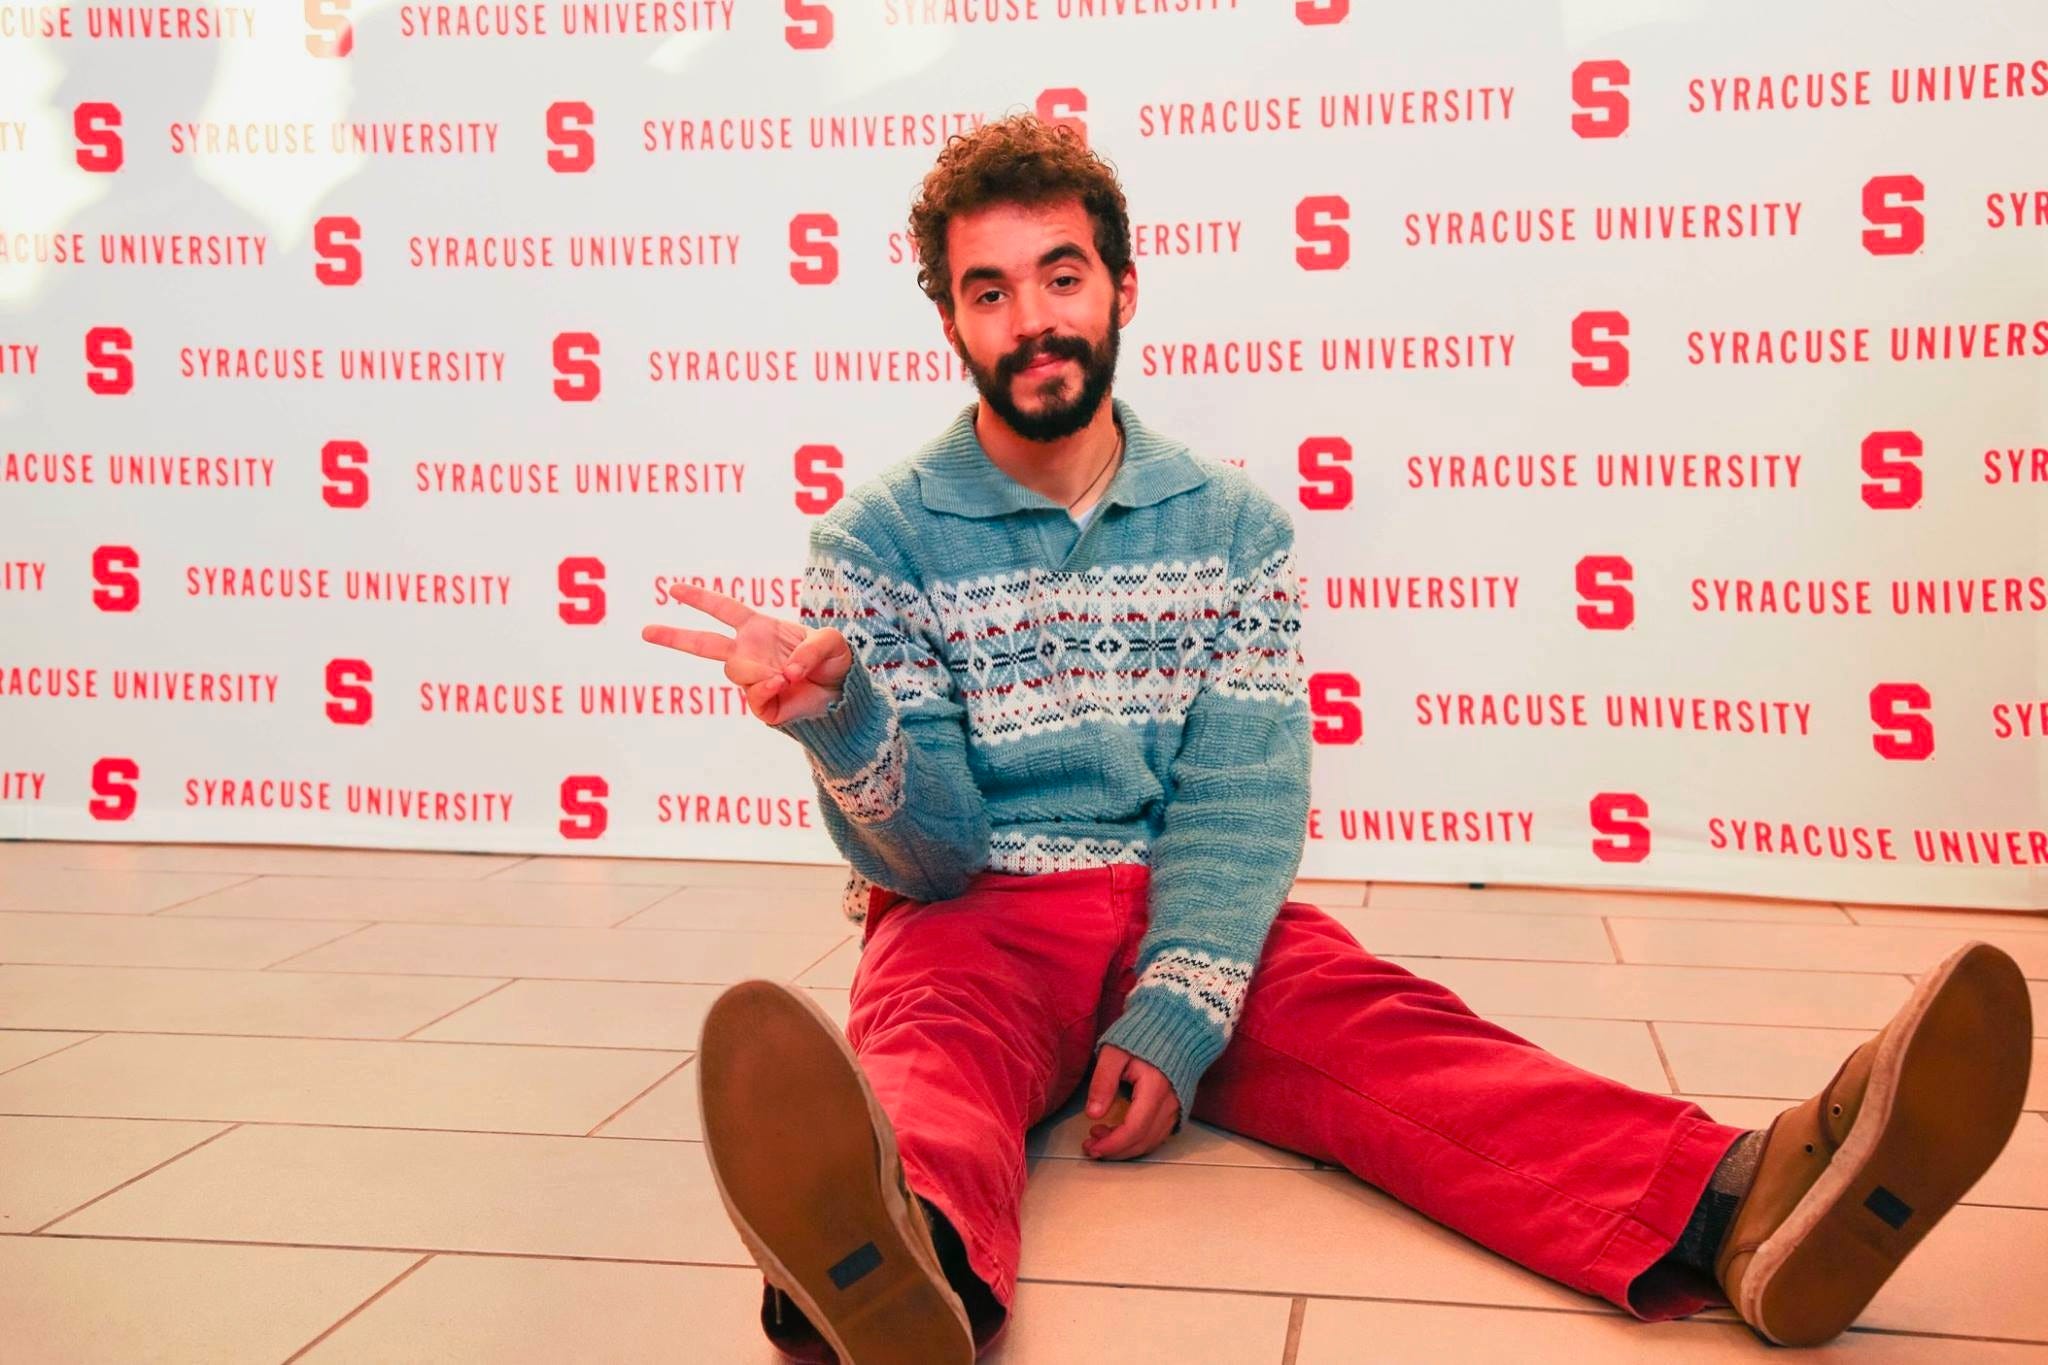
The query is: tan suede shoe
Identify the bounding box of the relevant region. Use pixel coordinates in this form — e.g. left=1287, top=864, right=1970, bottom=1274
left=1715, top=940, right=2033, bottom=1346
left=699, top=979, right=974, bottom=1365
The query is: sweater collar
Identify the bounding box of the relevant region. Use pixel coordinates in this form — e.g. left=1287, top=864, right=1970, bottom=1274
left=914, top=396, right=1208, bottom=520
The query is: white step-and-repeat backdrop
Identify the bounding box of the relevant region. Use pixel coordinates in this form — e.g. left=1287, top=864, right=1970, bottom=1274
left=2, top=1, right=2044, bottom=907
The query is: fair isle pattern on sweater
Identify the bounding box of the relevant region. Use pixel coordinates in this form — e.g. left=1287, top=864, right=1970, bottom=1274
left=988, top=832, right=1150, bottom=875
left=804, top=717, right=907, bottom=825
left=1134, top=947, right=1255, bottom=1028
left=835, top=835, right=1153, bottom=924
left=805, top=548, right=1303, bottom=746
left=775, top=397, right=1313, bottom=1122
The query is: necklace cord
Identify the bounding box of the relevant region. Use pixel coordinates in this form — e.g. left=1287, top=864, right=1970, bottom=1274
left=1066, top=425, right=1124, bottom=512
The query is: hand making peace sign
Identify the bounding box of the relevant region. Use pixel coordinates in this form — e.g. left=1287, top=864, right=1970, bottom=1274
left=642, top=582, right=854, bottom=726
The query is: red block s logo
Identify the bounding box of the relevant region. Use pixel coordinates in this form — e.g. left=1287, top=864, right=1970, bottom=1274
left=1575, top=555, right=1634, bottom=630
left=305, top=0, right=353, bottom=56
left=546, top=100, right=595, bottom=173
left=326, top=658, right=373, bottom=725
left=322, top=438, right=370, bottom=508
left=1870, top=683, right=1934, bottom=760
left=1861, top=174, right=1925, bottom=256
left=1294, top=196, right=1350, bottom=271
left=74, top=101, right=123, bottom=171
left=1571, top=310, right=1630, bottom=388
left=91, top=757, right=140, bottom=821
left=92, top=545, right=140, bottom=612
left=559, top=556, right=606, bottom=624
left=1859, top=430, right=1922, bottom=510
left=85, top=326, right=134, bottom=395
left=1309, top=672, right=1363, bottom=745
left=1570, top=60, right=1631, bottom=138
left=1036, top=88, right=1087, bottom=143
left=560, top=775, right=610, bottom=839
left=789, top=214, right=839, bottom=285
left=784, top=0, right=831, bottom=48
left=793, top=444, right=844, bottom=515
left=1590, top=792, right=1649, bottom=862
left=313, top=215, right=363, bottom=285
left=553, top=332, right=600, bottom=402
left=1297, top=436, right=1353, bottom=511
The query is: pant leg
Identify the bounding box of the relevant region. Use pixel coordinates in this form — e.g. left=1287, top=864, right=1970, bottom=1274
left=834, top=866, right=1122, bottom=1349
left=1117, top=888, right=1746, bottom=1321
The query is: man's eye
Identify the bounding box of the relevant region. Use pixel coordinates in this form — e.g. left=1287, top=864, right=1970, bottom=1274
left=978, top=290, right=1002, bottom=304
left=1053, top=275, right=1079, bottom=287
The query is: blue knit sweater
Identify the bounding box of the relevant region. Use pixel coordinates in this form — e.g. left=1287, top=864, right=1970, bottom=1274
left=776, top=396, right=1312, bottom=1120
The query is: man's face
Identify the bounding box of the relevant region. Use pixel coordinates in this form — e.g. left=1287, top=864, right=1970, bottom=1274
left=940, top=197, right=1136, bottom=443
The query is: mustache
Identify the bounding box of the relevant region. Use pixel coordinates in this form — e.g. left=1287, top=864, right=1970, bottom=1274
left=997, top=334, right=1092, bottom=380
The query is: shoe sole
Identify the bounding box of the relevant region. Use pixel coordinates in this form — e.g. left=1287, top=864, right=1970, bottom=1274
left=1738, top=940, right=2033, bottom=1346
left=698, top=979, right=975, bottom=1365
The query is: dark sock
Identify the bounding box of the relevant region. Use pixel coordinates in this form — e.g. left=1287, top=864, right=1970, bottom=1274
left=764, top=1197, right=996, bottom=1344
left=917, top=1195, right=1002, bottom=1321
left=1667, top=1129, right=1765, bottom=1278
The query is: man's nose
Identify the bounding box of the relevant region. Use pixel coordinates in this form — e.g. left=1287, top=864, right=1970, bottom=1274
left=1011, top=291, right=1054, bottom=343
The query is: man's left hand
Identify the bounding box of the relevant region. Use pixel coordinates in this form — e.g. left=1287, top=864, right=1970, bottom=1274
left=1081, top=1045, right=1179, bottom=1161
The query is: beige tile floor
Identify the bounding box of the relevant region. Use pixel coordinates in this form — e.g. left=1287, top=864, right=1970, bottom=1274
left=1, top=841, right=2044, bottom=1363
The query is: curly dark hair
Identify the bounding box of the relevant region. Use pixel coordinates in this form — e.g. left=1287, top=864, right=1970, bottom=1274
left=908, top=113, right=1132, bottom=311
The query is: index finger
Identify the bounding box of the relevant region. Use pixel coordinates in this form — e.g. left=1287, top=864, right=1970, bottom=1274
left=641, top=624, right=733, bottom=661
left=668, top=580, right=752, bottom=629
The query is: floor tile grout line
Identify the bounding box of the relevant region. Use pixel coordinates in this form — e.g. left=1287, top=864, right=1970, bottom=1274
left=281, top=1252, right=436, bottom=1364
left=0, top=1032, right=104, bottom=1078
left=0, top=1116, right=1337, bottom=1167
left=0, top=1112, right=706, bottom=1141
left=259, top=922, right=378, bottom=970
left=1012, top=1278, right=2048, bottom=1345
left=5, top=1107, right=2035, bottom=1169
left=20, top=860, right=846, bottom=891
left=30, top=1122, right=245, bottom=1234
left=396, top=978, right=519, bottom=1041
left=13, top=908, right=843, bottom=936
left=1600, top=915, right=1624, bottom=964
left=146, top=875, right=261, bottom=916
left=587, top=1055, right=697, bottom=1137
left=9, top=1224, right=2048, bottom=1346
left=38, top=865, right=537, bottom=884
left=12, top=943, right=2039, bottom=984
left=1644, top=1022, right=1682, bottom=1094
left=1279, top=1295, right=1307, bottom=1364
left=788, top=932, right=857, bottom=983
left=1413, top=955, right=2048, bottom=982
left=1645, top=1018, right=1883, bottom=1037
left=0, top=1015, right=1981, bottom=1041
left=0, top=1029, right=694, bottom=1054
left=2, top=965, right=861, bottom=985
left=16, top=1231, right=769, bottom=1270
left=1344, top=906, right=1878, bottom=929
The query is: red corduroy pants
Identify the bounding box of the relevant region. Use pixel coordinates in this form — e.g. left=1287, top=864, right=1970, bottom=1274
left=764, top=863, right=1747, bottom=1358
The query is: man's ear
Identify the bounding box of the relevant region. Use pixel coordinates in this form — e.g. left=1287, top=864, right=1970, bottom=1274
left=1116, top=263, right=1138, bottom=329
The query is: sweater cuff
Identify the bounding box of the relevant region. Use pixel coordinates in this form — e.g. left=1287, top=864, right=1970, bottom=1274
left=1097, top=986, right=1231, bottom=1129
left=775, top=656, right=893, bottom=776
left=775, top=662, right=908, bottom=826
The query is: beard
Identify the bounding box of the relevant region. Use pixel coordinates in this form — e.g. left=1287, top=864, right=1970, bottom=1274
left=956, top=303, right=1121, bottom=443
